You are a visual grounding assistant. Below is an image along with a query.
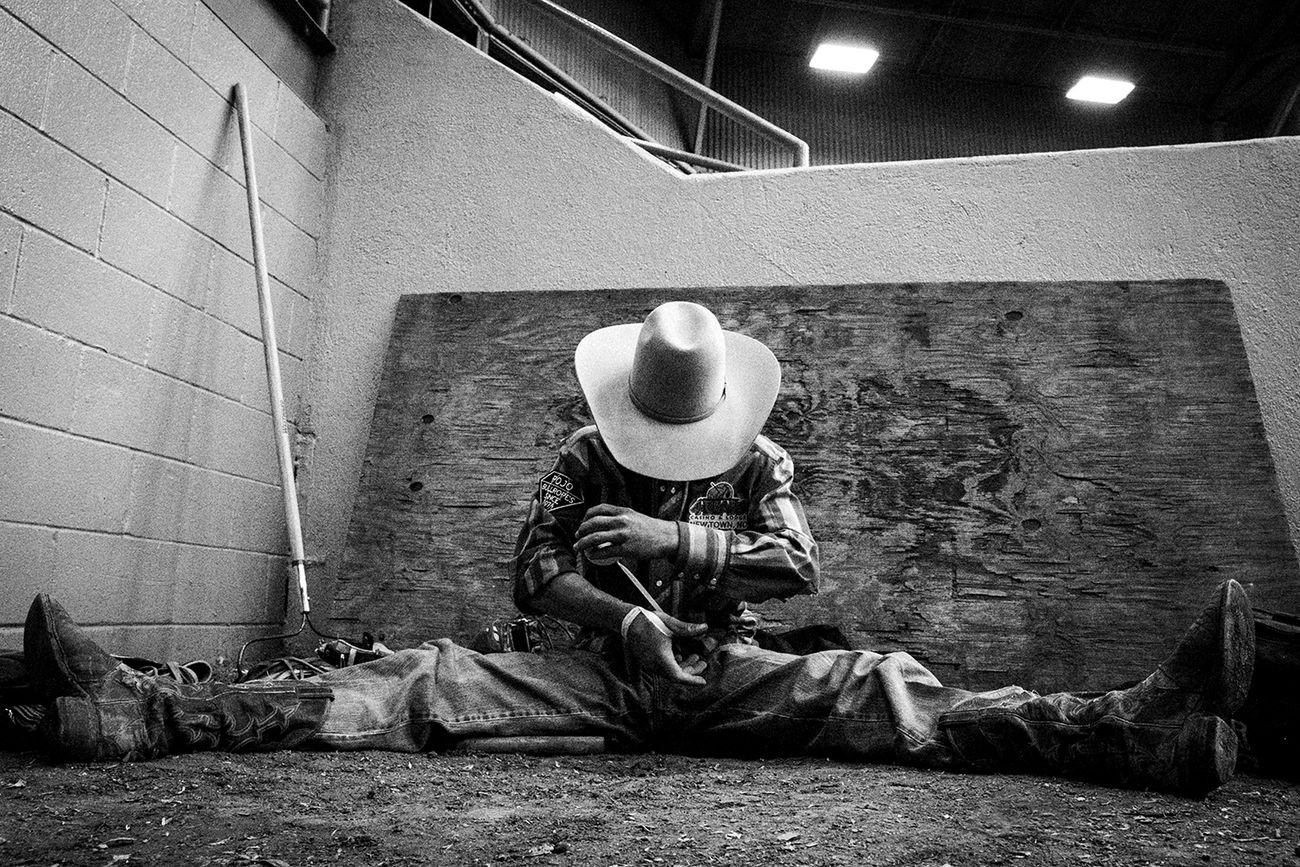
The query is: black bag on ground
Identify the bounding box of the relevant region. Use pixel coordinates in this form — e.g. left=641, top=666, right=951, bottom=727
left=753, top=624, right=852, bottom=655
left=1236, top=607, right=1300, bottom=780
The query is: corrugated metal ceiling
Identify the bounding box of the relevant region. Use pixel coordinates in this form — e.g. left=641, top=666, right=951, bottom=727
left=660, top=0, right=1300, bottom=134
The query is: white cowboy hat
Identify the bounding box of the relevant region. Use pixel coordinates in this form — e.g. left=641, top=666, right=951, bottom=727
left=575, top=301, right=781, bottom=481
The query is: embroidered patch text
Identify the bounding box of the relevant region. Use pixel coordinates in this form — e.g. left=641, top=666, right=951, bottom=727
left=539, top=470, right=582, bottom=512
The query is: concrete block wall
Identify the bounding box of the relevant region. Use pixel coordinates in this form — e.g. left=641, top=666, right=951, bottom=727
left=0, top=0, right=328, bottom=660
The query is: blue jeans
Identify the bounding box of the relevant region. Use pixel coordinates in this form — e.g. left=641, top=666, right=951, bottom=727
left=305, top=639, right=1027, bottom=768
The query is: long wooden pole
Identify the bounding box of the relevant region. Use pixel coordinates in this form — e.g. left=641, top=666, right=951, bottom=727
left=233, top=83, right=311, bottom=616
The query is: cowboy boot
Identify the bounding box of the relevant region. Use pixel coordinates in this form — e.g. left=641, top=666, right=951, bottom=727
left=24, top=593, right=119, bottom=704
left=1016, top=577, right=1257, bottom=727
left=24, top=595, right=332, bottom=762
left=1106, top=578, right=1255, bottom=723
left=941, top=700, right=1238, bottom=797
left=939, top=580, right=1255, bottom=797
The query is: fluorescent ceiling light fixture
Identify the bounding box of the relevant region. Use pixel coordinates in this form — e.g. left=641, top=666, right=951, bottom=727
left=1066, top=75, right=1135, bottom=104
left=810, top=43, right=880, bottom=74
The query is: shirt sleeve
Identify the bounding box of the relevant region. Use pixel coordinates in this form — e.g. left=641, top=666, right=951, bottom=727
left=512, top=446, right=589, bottom=613
left=673, top=444, right=819, bottom=603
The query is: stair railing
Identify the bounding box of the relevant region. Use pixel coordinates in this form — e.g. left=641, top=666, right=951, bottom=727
left=429, top=0, right=809, bottom=171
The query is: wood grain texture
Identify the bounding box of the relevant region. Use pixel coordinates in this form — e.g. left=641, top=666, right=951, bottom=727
left=331, top=284, right=1300, bottom=692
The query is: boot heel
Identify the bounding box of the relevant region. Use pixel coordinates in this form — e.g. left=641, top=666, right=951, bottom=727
left=48, top=697, right=103, bottom=762
left=48, top=695, right=160, bottom=762
left=1177, top=714, right=1237, bottom=797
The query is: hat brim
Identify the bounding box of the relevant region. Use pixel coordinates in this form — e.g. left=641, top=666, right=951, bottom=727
left=575, top=322, right=781, bottom=481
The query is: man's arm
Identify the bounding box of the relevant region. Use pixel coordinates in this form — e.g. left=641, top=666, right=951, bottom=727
left=512, top=436, right=707, bottom=685
left=512, top=441, right=591, bottom=615
left=529, top=570, right=631, bottom=633
left=563, top=443, right=818, bottom=606
left=531, top=570, right=708, bottom=685
left=673, top=439, right=819, bottom=603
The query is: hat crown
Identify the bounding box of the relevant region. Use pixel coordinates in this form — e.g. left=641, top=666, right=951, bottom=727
left=628, top=302, right=726, bottom=424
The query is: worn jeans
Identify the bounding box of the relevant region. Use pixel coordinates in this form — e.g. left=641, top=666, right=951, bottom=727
left=305, top=639, right=1087, bottom=772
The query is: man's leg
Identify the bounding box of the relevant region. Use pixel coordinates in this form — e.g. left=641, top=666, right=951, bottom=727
left=25, top=594, right=332, bottom=761
left=305, top=640, right=645, bottom=752
left=24, top=595, right=645, bottom=761
left=652, top=641, right=967, bottom=766
left=937, top=579, right=1254, bottom=796
left=655, top=580, right=1254, bottom=796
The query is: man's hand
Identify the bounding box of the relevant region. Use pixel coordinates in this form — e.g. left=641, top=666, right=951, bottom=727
left=624, top=609, right=710, bottom=686
left=574, top=505, right=677, bottom=563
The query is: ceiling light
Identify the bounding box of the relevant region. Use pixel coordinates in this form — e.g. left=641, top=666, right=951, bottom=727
left=810, top=43, right=880, bottom=75
left=1066, top=75, right=1135, bottom=104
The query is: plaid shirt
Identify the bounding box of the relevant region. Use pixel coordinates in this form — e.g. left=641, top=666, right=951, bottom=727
left=514, top=425, right=819, bottom=627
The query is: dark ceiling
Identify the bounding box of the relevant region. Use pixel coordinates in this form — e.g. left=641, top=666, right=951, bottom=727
left=662, top=0, right=1300, bottom=137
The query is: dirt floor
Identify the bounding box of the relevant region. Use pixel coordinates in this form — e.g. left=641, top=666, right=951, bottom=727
left=0, top=747, right=1297, bottom=867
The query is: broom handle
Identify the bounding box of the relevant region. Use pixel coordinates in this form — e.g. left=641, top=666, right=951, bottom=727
left=234, top=83, right=311, bottom=615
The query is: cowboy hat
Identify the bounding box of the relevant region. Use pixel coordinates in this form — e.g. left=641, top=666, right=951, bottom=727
left=575, top=301, right=781, bottom=481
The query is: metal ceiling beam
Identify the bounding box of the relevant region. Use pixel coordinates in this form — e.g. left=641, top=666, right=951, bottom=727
left=1208, top=43, right=1300, bottom=117
left=688, top=0, right=723, bottom=57
left=1021, top=0, right=1082, bottom=86
left=1207, top=0, right=1300, bottom=120
left=1154, top=0, right=1196, bottom=44
left=1267, top=75, right=1300, bottom=134
left=793, top=0, right=1229, bottom=58
left=693, top=0, right=725, bottom=155
left=912, top=0, right=959, bottom=75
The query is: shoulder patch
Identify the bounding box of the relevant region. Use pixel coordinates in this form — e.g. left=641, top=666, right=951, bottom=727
left=539, top=470, right=583, bottom=512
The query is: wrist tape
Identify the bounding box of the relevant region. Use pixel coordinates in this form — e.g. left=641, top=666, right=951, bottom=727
left=620, top=607, right=671, bottom=641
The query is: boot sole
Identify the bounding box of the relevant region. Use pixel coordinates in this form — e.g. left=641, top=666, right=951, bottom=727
left=1214, top=580, right=1256, bottom=718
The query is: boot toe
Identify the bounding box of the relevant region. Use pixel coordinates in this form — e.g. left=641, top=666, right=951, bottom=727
left=1214, top=580, right=1255, bottom=718
left=1156, top=579, right=1257, bottom=719
left=23, top=595, right=121, bottom=703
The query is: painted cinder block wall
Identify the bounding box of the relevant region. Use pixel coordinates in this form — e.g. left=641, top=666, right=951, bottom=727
left=304, top=0, right=1300, bottom=645
left=0, top=0, right=329, bottom=658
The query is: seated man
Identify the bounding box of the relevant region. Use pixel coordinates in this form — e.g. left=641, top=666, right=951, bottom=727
left=23, top=301, right=1255, bottom=798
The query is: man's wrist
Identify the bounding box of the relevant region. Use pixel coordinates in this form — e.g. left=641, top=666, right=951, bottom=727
left=657, top=517, right=681, bottom=560
left=673, top=521, right=727, bottom=587
left=620, top=607, right=671, bottom=641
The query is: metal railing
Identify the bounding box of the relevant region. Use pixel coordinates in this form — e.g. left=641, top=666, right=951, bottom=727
left=422, top=0, right=809, bottom=172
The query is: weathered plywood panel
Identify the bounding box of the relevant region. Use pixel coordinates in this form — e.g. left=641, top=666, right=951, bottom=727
left=332, top=284, right=1300, bottom=692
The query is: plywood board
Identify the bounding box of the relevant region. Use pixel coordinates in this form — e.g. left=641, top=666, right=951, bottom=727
left=331, top=284, right=1300, bottom=692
